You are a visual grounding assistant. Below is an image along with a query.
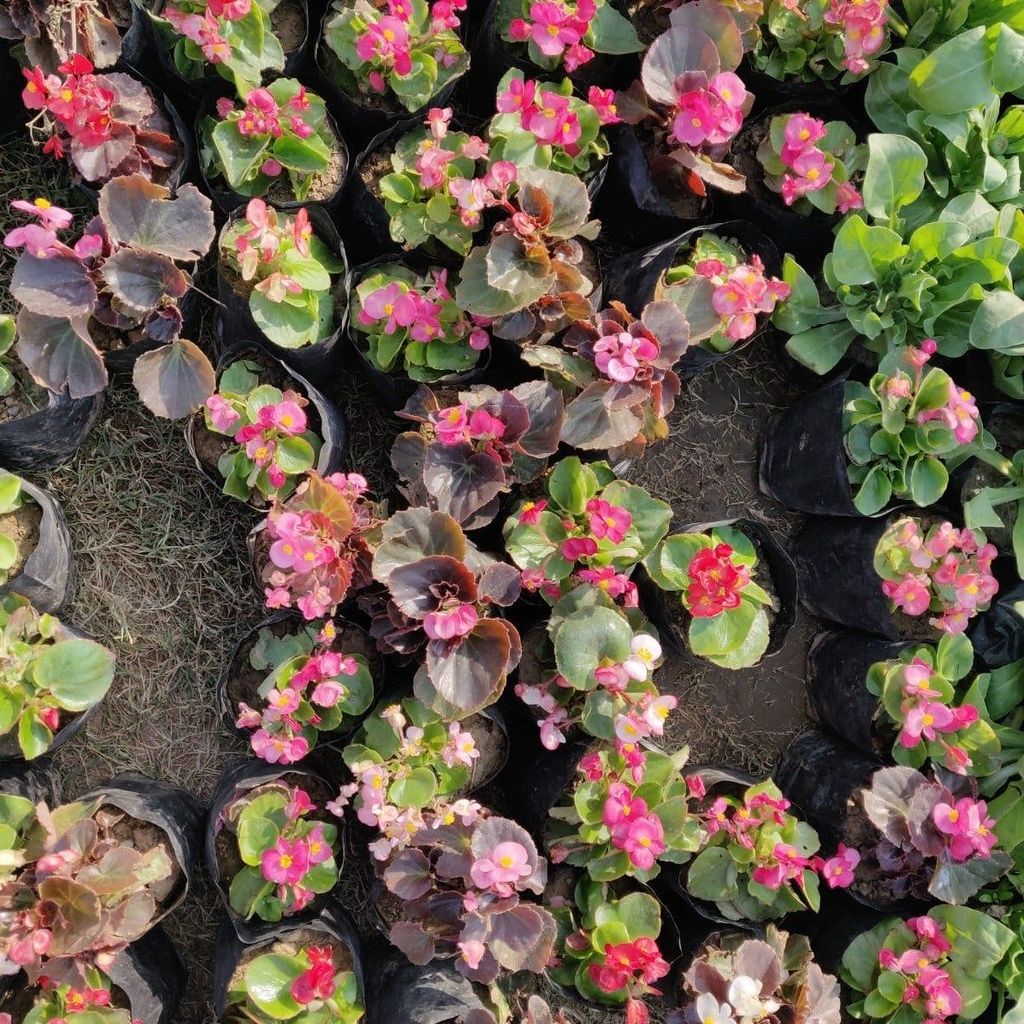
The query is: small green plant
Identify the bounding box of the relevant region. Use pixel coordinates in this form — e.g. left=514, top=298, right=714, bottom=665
left=202, top=359, right=322, bottom=504
left=0, top=316, right=15, bottom=398
left=0, top=594, right=116, bottom=760
left=20, top=968, right=134, bottom=1024
left=0, top=472, right=27, bottom=584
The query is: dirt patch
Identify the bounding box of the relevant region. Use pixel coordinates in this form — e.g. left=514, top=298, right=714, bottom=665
left=464, top=712, right=508, bottom=791
left=271, top=0, right=307, bottom=54
left=190, top=414, right=231, bottom=478
left=732, top=114, right=775, bottom=205
left=0, top=500, right=41, bottom=579
left=358, top=144, right=394, bottom=197
left=318, top=39, right=407, bottom=114
left=0, top=366, right=51, bottom=424
left=228, top=928, right=353, bottom=994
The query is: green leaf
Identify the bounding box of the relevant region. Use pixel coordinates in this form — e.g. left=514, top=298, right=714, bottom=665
left=18, top=708, right=52, bottom=760
left=237, top=814, right=280, bottom=866
left=274, top=435, right=316, bottom=475
left=785, top=321, right=860, bottom=374
left=831, top=216, right=907, bottom=285
left=554, top=607, right=634, bottom=690
left=970, top=291, right=1024, bottom=353
left=244, top=953, right=305, bottom=1020
left=388, top=766, right=438, bottom=808
left=33, top=638, right=115, bottom=712
left=910, top=26, right=997, bottom=114
left=908, top=456, right=949, bottom=506
left=548, top=457, right=595, bottom=516
left=862, top=134, right=928, bottom=220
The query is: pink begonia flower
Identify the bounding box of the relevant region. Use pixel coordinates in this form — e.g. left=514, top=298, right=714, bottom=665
left=882, top=573, right=932, bottom=616
left=358, top=282, right=419, bottom=334
left=821, top=843, right=859, bottom=888
left=780, top=114, right=827, bottom=163
left=206, top=394, right=240, bottom=433
left=517, top=499, right=547, bottom=525
left=470, top=841, right=532, bottom=895
left=580, top=753, right=603, bottom=781
left=642, top=695, right=677, bottom=736
left=467, top=408, right=506, bottom=441
left=836, top=181, right=863, bottom=213
left=423, top=602, right=478, bottom=640
left=623, top=634, right=663, bottom=681
left=459, top=939, right=487, bottom=969
left=603, top=783, right=647, bottom=828
left=613, top=813, right=665, bottom=869
left=4, top=222, right=61, bottom=257
left=443, top=722, right=480, bottom=767
left=73, top=233, right=104, bottom=259
left=562, top=536, right=598, bottom=561
left=11, top=198, right=73, bottom=230
left=497, top=76, right=537, bottom=115
left=588, top=86, right=621, bottom=124
left=900, top=702, right=955, bottom=746
left=261, top=838, right=309, bottom=884
left=587, top=498, right=631, bottom=544
left=540, top=708, right=569, bottom=749
left=528, top=2, right=581, bottom=57
left=614, top=713, right=646, bottom=744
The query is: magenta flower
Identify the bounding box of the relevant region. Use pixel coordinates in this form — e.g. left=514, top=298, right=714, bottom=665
left=613, top=813, right=665, bottom=870
left=561, top=536, right=598, bottom=561
left=586, top=499, right=632, bottom=544
left=528, top=2, right=580, bottom=57
left=11, top=198, right=73, bottom=230
left=780, top=113, right=827, bottom=163
left=882, top=573, right=932, bottom=616
left=469, top=841, right=532, bottom=895
left=359, top=283, right=419, bottom=335
left=821, top=843, right=859, bottom=888
left=603, top=783, right=648, bottom=828
left=587, top=86, right=621, bottom=125
left=261, top=838, right=310, bottom=884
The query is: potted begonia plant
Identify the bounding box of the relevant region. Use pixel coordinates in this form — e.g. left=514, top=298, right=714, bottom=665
left=199, top=79, right=348, bottom=212
left=19, top=58, right=188, bottom=191
left=319, top=0, right=470, bottom=132
left=328, top=694, right=506, bottom=861
left=222, top=613, right=378, bottom=765
left=805, top=630, right=1021, bottom=781
left=250, top=470, right=382, bottom=620
left=522, top=300, right=688, bottom=461
left=6, top=176, right=217, bottom=421
left=611, top=2, right=752, bottom=230
left=367, top=507, right=522, bottom=718
left=641, top=518, right=797, bottom=670
left=0, top=314, right=104, bottom=472
left=546, top=739, right=701, bottom=883
left=0, top=593, right=115, bottom=761
left=792, top=514, right=1000, bottom=641
left=148, top=0, right=308, bottom=95
left=760, top=342, right=988, bottom=517
left=212, top=900, right=365, bottom=1024
left=673, top=925, right=842, bottom=1024
left=454, top=167, right=602, bottom=345
left=504, top=456, right=672, bottom=602
left=206, top=760, right=342, bottom=938
left=390, top=381, right=564, bottom=531
left=604, top=222, right=786, bottom=379
left=215, top=200, right=349, bottom=387
left=549, top=876, right=672, bottom=1024
left=0, top=471, right=75, bottom=614
left=840, top=907, right=1015, bottom=1024
left=186, top=351, right=347, bottom=509
left=348, top=260, right=493, bottom=408
left=0, top=775, right=202, bottom=984
left=375, top=812, right=557, bottom=984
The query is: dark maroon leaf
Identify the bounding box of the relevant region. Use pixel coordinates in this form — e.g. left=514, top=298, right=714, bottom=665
left=514, top=381, right=564, bottom=457
left=642, top=300, right=691, bottom=367
left=562, top=382, right=643, bottom=449
left=482, top=905, right=558, bottom=973
left=426, top=618, right=512, bottom=714
left=16, top=310, right=107, bottom=398
left=70, top=121, right=135, bottom=184
left=478, top=390, right=530, bottom=443
left=144, top=303, right=184, bottom=343
left=391, top=431, right=427, bottom=487
left=386, top=555, right=478, bottom=619
left=11, top=252, right=97, bottom=318
left=398, top=384, right=441, bottom=424
left=106, top=71, right=156, bottom=121
left=423, top=442, right=507, bottom=526
left=383, top=849, right=432, bottom=900
left=477, top=562, right=522, bottom=608
left=389, top=921, right=436, bottom=966
left=373, top=508, right=468, bottom=582
left=101, top=248, right=188, bottom=315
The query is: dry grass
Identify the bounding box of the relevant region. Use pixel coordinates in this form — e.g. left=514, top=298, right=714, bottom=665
left=0, top=128, right=816, bottom=1022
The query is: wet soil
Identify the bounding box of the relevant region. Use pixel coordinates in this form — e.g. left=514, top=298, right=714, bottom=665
left=270, top=0, right=307, bottom=55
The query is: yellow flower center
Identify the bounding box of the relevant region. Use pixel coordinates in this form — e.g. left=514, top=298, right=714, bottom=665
left=34, top=198, right=51, bottom=209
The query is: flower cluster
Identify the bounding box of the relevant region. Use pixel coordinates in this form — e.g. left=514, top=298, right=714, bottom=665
left=8, top=971, right=142, bottom=1024
left=353, top=264, right=491, bottom=381
left=685, top=543, right=751, bottom=618
left=261, top=471, right=380, bottom=620
left=204, top=360, right=319, bottom=504
left=490, top=70, right=618, bottom=177
left=21, top=56, right=179, bottom=184
left=672, top=71, right=748, bottom=154
left=589, top=938, right=670, bottom=999
left=875, top=518, right=999, bottom=634
left=933, top=796, right=998, bottom=862
left=825, top=0, right=889, bottom=74
left=758, top=111, right=864, bottom=213
left=687, top=779, right=833, bottom=920
left=165, top=0, right=250, bottom=63
left=221, top=200, right=345, bottom=350
left=692, top=252, right=791, bottom=349
left=324, top=0, right=469, bottom=112
left=506, top=0, right=599, bottom=72
left=895, top=660, right=981, bottom=769
left=875, top=916, right=964, bottom=1023
left=329, top=697, right=484, bottom=861
left=377, top=108, right=512, bottom=256
left=225, top=782, right=340, bottom=922
left=235, top=620, right=375, bottom=764
left=205, top=79, right=332, bottom=200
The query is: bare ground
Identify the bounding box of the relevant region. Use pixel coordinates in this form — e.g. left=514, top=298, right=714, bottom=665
left=0, top=129, right=818, bottom=1022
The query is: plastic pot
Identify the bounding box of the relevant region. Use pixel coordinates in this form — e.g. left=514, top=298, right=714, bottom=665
left=205, top=758, right=344, bottom=943
left=772, top=730, right=882, bottom=849
left=594, top=124, right=712, bottom=248
left=364, top=945, right=492, bottom=1024
left=185, top=343, right=349, bottom=511
left=312, top=7, right=468, bottom=148
left=0, top=757, right=61, bottom=804
left=146, top=0, right=312, bottom=104
left=0, top=388, right=104, bottom=472
left=344, top=255, right=493, bottom=411
left=790, top=513, right=900, bottom=639
left=1, top=476, right=75, bottom=614
left=106, top=925, right=186, bottom=1024
left=196, top=91, right=350, bottom=218
left=82, top=772, right=205, bottom=924
left=212, top=900, right=363, bottom=1017
left=216, top=204, right=349, bottom=391
left=759, top=374, right=862, bottom=516
left=602, top=220, right=781, bottom=379
left=114, top=1, right=156, bottom=73
left=637, top=516, right=798, bottom=663
left=806, top=629, right=911, bottom=756
left=216, top=609, right=382, bottom=756
left=969, top=582, right=1024, bottom=669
